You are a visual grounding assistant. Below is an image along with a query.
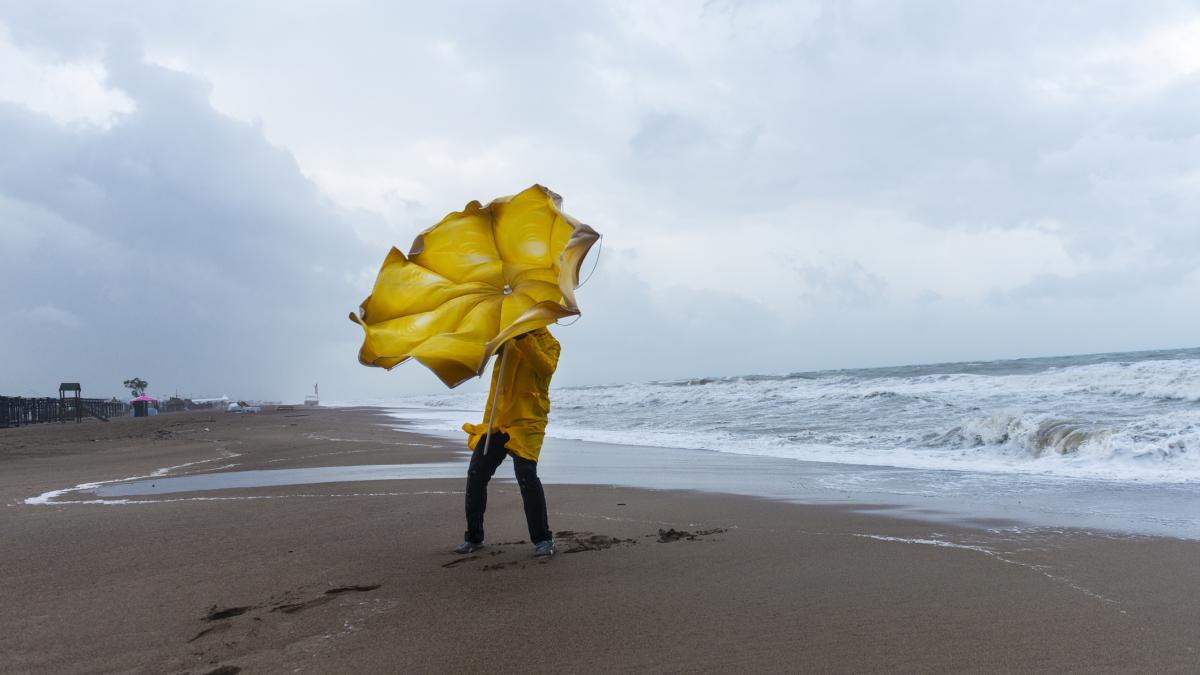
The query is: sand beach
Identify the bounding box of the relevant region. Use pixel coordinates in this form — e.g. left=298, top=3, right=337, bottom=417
left=6, top=3, right=1200, bottom=674
left=2, top=407, right=1198, bottom=673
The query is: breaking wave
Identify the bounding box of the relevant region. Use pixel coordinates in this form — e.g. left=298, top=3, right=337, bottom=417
left=927, top=410, right=1199, bottom=474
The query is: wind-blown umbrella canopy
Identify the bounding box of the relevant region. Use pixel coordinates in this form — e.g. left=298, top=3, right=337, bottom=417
left=350, top=185, right=600, bottom=388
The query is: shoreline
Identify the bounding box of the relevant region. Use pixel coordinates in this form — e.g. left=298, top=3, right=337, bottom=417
left=32, top=405, right=1200, bottom=540
left=373, top=405, right=1200, bottom=540
left=3, top=407, right=1198, bottom=672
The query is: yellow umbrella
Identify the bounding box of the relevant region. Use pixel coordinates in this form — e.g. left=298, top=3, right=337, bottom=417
left=350, top=184, right=600, bottom=388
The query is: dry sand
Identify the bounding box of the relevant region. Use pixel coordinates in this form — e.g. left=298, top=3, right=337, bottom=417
left=1, top=407, right=1197, bottom=674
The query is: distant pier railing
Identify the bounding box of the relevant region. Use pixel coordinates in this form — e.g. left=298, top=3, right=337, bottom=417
left=1, top=397, right=129, bottom=428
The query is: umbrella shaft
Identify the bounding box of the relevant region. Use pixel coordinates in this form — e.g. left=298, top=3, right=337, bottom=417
left=480, top=345, right=511, bottom=457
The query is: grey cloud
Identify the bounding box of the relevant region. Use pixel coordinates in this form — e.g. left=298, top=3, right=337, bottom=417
left=630, top=113, right=711, bottom=158
left=1125, top=74, right=1200, bottom=142
left=1, top=1, right=1198, bottom=399
left=553, top=251, right=796, bottom=385
left=995, top=262, right=1195, bottom=303
left=794, top=261, right=888, bottom=307
left=0, top=43, right=375, bottom=400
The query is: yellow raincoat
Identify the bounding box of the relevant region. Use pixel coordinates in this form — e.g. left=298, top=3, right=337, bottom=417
left=462, top=328, right=560, bottom=461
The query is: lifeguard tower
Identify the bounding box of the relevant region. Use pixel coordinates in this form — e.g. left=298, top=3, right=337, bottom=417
left=59, top=383, right=82, bottom=423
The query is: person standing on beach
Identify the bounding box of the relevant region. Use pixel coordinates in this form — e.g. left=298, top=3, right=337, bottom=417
left=456, top=327, right=561, bottom=559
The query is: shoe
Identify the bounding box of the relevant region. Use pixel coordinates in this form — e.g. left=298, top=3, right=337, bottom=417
left=533, top=540, right=556, bottom=559
left=454, top=541, right=483, bottom=554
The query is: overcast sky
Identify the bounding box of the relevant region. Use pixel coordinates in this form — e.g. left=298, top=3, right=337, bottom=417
left=1, top=1, right=1198, bottom=401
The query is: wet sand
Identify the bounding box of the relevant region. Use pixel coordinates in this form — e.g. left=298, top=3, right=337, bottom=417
left=1, top=407, right=1198, bottom=673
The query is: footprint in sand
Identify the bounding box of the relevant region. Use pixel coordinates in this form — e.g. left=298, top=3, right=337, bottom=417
left=271, top=584, right=383, bottom=613
left=558, top=532, right=638, bottom=554
left=271, top=596, right=333, bottom=614
left=656, top=527, right=727, bottom=543
left=184, top=584, right=382, bottom=675
left=193, top=584, right=383, bottom=635
left=188, top=622, right=232, bottom=643
left=203, top=606, right=253, bottom=621
left=443, top=529, right=726, bottom=570
left=325, top=584, right=382, bottom=594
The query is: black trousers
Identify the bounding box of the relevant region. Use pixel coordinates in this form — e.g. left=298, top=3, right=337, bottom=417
left=464, top=432, right=551, bottom=545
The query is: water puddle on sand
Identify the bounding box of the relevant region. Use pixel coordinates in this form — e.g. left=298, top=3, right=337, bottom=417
left=90, top=462, right=466, bottom=498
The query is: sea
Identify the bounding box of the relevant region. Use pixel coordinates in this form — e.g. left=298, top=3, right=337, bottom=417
left=345, top=347, right=1200, bottom=484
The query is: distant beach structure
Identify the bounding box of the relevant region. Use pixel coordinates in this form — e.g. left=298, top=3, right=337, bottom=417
left=130, top=395, right=158, bottom=417
left=2, top=386, right=128, bottom=427
left=305, top=383, right=319, bottom=407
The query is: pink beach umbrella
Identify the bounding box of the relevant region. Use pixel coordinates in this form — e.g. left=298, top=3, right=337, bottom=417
left=130, top=395, right=158, bottom=403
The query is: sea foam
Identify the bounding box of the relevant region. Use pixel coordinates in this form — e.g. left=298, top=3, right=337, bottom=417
left=334, top=348, right=1200, bottom=483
